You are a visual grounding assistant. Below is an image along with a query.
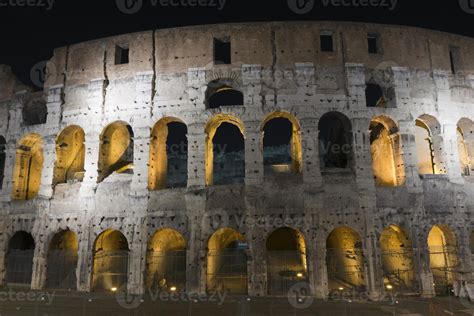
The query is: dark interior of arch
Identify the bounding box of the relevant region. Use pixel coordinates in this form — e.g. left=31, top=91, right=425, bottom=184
left=166, top=122, right=188, bottom=188
left=0, top=136, right=5, bottom=189
left=212, top=122, right=244, bottom=185
left=207, top=85, right=244, bottom=109
left=263, top=118, right=292, bottom=168
left=9, top=231, right=35, bottom=250
left=318, top=113, right=351, bottom=169
left=365, top=83, right=385, bottom=108
left=266, top=228, right=299, bottom=251
left=23, top=100, right=47, bottom=126
left=369, top=121, right=385, bottom=144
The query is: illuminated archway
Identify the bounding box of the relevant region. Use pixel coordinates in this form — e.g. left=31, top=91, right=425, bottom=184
left=380, top=225, right=415, bottom=292
left=369, top=116, right=405, bottom=187
left=326, top=227, right=365, bottom=292
left=457, top=118, right=473, bottom=176
left=149, top=118, right=188, bottom=190
left=266, top=227, right=308, bottom=295
left=428, top=225, right=458, bottom=295
left=6, top=231, right=35, bottom=286
left=91, top=230, right=129, bottom=292
left=415, top=115, right=445, bottom=175
left=318, top=112, right=352, bottom=170
left=207, top=228, right=248, bottom=294
left=205, top=114, right=245, bottom=186
left=145, top=229, right=186, bottom=292
left=98, top=122, right=134, bottom=182
left=46, top=230, right=78, bottom=290
left=12, top=134, right=44, bottom=200
left=53, top=125, right=85, bottom=185
left=261, top=112, right=302, bottom=174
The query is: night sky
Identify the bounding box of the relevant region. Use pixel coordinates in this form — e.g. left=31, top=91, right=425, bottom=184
left=0, top=0, right=472, bottom=87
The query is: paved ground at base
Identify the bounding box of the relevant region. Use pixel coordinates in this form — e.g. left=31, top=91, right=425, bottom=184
left=1, top=291, right=474, bottom=316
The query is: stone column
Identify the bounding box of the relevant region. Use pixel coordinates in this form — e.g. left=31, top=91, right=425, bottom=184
left=345, top=63, right=366, bottom=109
left=311, top=229, right=329, bottom=299
left=128, top=235, right=147, bottom=295
left=79, top=79, right=107, bottom=196
left=31, top=234, right=47, bottom=290
left=442, top=123, right=464, bottom=183
left=300, top=119, right=322, bottom=187
left=38, top=135, right=56, bottom=199
left=247, top=227, right=266, bottom=296
left=455, top=226, right=474, bottom=296
left=0, top=142, right=17, bottom=202
left=244, top=121, right=263, bottom=186
left=398, top=122, right=423, bottom=190
left=76, top=227, right=93, bottom=292
left=391, top=66, right=411, bottom=108
left=0, top=225, right=6, bottom=287
left=185, top=192, right=206, bottom=293
left=412, top=227, right=435, bottom=297
left=242, top=65, right=263, bottom=107
left=187, top=123, right=206, bottom=188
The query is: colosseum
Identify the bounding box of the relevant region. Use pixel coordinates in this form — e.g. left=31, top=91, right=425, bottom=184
left=0, top=21, right=473, bottom=300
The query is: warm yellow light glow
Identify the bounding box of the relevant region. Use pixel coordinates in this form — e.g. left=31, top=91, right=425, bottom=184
left=296, top=272, right=304, bottom=278
left=338, top=287, right=344, bottom=291
left=386, top=284, right=393, bottom=290
left=170, top=286, right=177, bottom=292
left=111, top=287, right=117, bottom=292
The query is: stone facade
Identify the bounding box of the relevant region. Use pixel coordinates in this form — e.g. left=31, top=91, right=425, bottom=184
left=0, top=21, right=474, bottom=298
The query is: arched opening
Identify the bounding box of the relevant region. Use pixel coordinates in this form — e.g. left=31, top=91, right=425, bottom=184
left=415, top=115, right=446, bottom=175
left=365, top=83, right=386, bottom=108
left=145, top=229, right=186, bottom=292
left=23, top=98, right=47, bottom=126
left=98, top=122, right=134, bottom=183
left=6, top=231, right=35, bottom=286
left=326, top=227, right=365, bottom=293
left=12, top=134, right=44, bottom=200
left=318, top=112, right=352, bottom=170
left=207, top=228, right=248, bottom=294
left=261, top=112, right=302, bottom=175
left=53, top=126, right=85, bottom=185
left=428, top=225, right=458, bottom=295
left=0, top=136, right=6, bottom=189
left=369, top=116, right=405, bottom=187
left=380, top=225, right=415, bottom=293
left=149, top=118, right=188, bottom=190
left=470, top=230, right=474, bottom=255
left=46, top=230, right=78, bottom=290
left=206, top=79, right=243, bottom=109
left=91, top=230, right=129, bottom=292
left=266, top=227, right=308, bottom=295
left=457, top=118, right=473, bottom=176
left=205, top=115, right=245, bottom=186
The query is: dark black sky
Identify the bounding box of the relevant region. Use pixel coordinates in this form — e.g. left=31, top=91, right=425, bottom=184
left=0, top=0, right=472, bottom=86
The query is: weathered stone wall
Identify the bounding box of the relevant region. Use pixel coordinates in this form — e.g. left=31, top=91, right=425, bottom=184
left=0, top=21, right=473, bottom=298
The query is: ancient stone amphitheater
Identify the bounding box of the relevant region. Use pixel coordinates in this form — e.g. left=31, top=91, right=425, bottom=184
left=0, top=21, right=473, bottom=299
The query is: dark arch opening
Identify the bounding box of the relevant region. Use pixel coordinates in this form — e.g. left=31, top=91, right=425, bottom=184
left=263, top=118, right=293, bottom=173
left=46, top=230, right=78, bottom=290
left=318, top=112, right=352, bottom=169
left=365, top=83, right=385, bottom=108
left=206, top=79, right=243, bottom=109
left=6, top=231, right=35, bottom=286
left=166, top=122, right=188, bottom=188
left=212, top=122, right=245, bottom=185
left=23, top=99, right=47, bottom=126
